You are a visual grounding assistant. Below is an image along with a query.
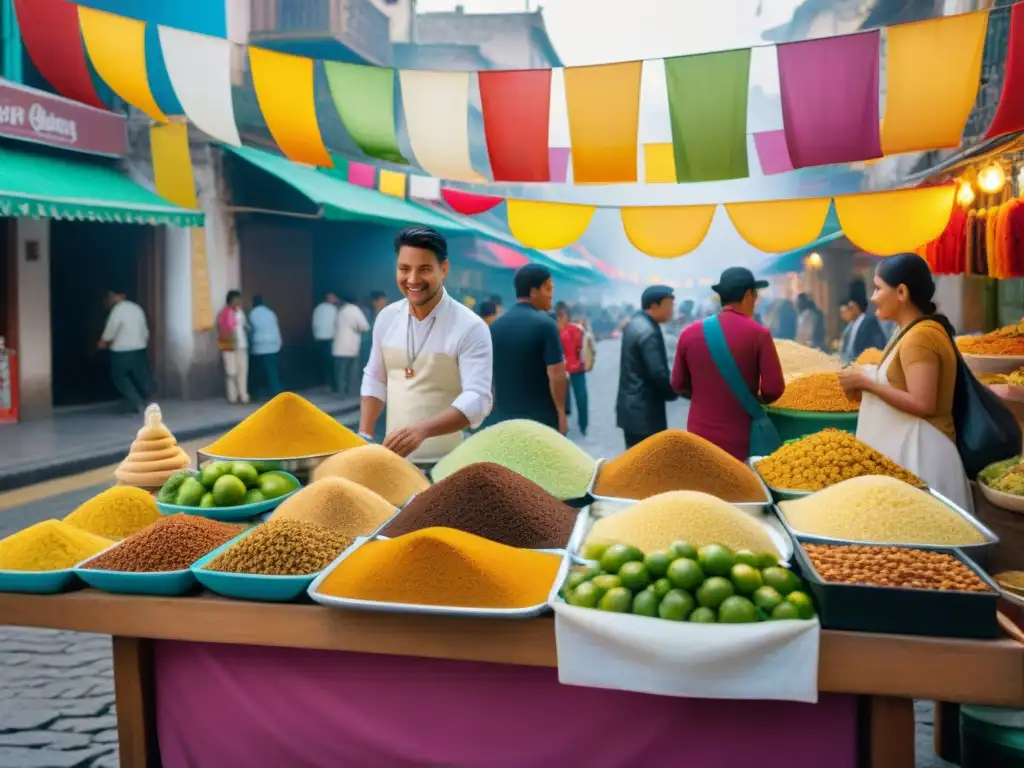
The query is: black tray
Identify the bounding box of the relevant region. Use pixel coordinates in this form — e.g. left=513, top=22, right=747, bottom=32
left=791, top=539, right=999, bottom=639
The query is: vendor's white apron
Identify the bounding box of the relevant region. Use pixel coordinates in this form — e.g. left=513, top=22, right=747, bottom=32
left=382, top=347, right=463, bottom=467
left=856, top=341, right=973, bottom=512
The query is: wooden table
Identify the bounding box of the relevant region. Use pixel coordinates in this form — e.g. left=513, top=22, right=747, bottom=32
left=3, top=590, right=1024, bottom=768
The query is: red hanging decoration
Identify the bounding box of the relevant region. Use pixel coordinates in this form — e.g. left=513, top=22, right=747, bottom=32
left=14, top=0, right=108, bottom=110
left=478, top=69, right=551, bottom=182
left=441, top=188, right=503, bottom=216
left=985, top=2, right=1024, bottom=139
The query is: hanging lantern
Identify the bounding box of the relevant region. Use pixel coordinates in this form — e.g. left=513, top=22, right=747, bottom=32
left=955, top=179, right=976, bottom=207
left=977, top=162, right=1007, bottom=194
left=804, top=251, right=823, bottom=270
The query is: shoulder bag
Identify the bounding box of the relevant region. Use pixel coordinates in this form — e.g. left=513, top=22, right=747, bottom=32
left=703, top=316, right=783, bottom=457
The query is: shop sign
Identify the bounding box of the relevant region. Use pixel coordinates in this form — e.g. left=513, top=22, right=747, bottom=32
left=0, top=80, right=127, bottom=157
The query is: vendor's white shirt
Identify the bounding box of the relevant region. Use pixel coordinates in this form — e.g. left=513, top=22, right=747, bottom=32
left=101, top=300, right=149, bottom=352
left=312, top=302, right=338, bottom=341
left=234, top=309, right=248, bottom=350
left=361, top=288, right=493, bottom=428
left=333, top=303, right=370, bottom=358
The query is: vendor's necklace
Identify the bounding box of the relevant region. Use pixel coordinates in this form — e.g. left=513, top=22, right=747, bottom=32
left=405, top=312, right=438, bottom=378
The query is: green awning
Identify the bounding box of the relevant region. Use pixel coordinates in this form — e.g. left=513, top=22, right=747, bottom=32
left=0, top=143, right=203, bottom=227
left=224, top=145, right=473, bottom=234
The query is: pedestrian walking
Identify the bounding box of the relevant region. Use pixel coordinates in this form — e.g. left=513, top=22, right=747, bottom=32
left=312, top=292, right=340, bottom=390
left=617, top=285, right=678, bottom=448
left=557, top=302, right=588, bottom=436
left=333, top=296, right=370, bottom=398
left=217, top=290, right=250, bottom=404
left=487, top=264, right=567, bottom=434
left=478, top=301, right=498, bottom=325
left=96, top=288, right=151, bottom=414
left=249, top=296, right=282, bottom=399
left=672, top=267, right=786, bottom=462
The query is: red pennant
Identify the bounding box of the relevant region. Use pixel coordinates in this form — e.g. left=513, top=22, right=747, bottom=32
left=986, top=3, right=1024, bottom=139
left=478, top=69, right=551, bottom=182
left=14, top=0, right=107, bottom=109
left=441, top=188, right=503, bottom=215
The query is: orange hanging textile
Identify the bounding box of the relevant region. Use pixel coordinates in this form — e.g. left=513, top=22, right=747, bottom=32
left=564, top=61, right=642, bottom=184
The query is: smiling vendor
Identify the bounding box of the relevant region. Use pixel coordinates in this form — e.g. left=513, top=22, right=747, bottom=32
left=357, top=226, right=493, bottom=468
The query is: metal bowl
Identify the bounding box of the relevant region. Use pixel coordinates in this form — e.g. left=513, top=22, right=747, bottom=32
left=195, top=450, right=342, bottom=485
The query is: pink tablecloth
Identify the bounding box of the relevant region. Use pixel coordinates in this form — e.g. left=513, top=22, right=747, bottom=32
left=154, top=641, right=858, bottom=768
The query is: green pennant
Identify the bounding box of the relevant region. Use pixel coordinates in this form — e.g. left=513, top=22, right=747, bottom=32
left=324, top=62, right=407, bottom=164
left=665, top=49, right=751, bottom=182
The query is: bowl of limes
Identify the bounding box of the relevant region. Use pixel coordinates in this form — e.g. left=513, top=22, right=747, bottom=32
left=155, top=461, right=301, bottom=522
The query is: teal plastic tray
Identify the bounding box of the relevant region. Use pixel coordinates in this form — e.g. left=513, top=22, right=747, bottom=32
left=191, top=527, right=320, bottom=603
left=764, top=408, right=858, bottom=442
left=0, top=568, right=79, bottom=594
left=74, top=543, right=198, bottom=596
left=156, top=472, right=301, bottom=522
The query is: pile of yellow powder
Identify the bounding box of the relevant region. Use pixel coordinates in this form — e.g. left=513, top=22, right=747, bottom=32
left=779, top=476, right=988, bottom=545
left=0, top=520, right=111, bottom=572
left=269, top=477, right=395, bottom=537
left=63, top=486, right=161, bottom=540
left=774, top=339, right=841, bottom=379
left=856, top=348, right=884, bottom=366
left=312, top=444, right=430, bottom=506
left=585, top=491, right=780, bottom=555
left=771, top=372, right=859, bottom=412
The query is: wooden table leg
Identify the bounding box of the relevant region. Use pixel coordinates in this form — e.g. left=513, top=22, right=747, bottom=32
left=933, top=701, right=962, bottom=765
left=112, top=636, right=160, bottom=768
left=862, top=696, right=915, bottom=768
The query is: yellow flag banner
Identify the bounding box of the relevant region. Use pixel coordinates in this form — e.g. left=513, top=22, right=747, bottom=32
left=881, top=12, right=988, bottom=155
left=724, top=198, right=832, bottom=253
left=249, top=47, right=332, bottom=167
left=78, top=6, right=166, bottom=122
left=643, top=144, right=676, bottom=184
left=190, top=227, right=214, bottom=333
left=565, top=61, right=642, bottom=184
left=835, top=185, right=956, bottom=256
left=379, top=170, right=406, bottom=198
left=507, top=200, right=595, bottom=249
left=621, top=205, right=716, bottom=258
left=150, top=122, right=198, bottom=210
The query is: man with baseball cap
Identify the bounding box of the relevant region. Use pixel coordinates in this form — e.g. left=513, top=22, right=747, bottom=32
left=671, top=267, right=786, bottom=461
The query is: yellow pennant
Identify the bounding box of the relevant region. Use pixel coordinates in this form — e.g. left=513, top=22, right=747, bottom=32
left=644, top=144, right=676, bottom=184
left=150, top=122, right=198, bottom=209
left=725, top=198, right=832, bottom=253
left=835, top=186, right=955, bottom=256
left=620, top=206, right=716, bottom=258
left=565, top=61, right=642, bottom=184
left=507, top=200, right=595, bottom=249
left=379, top=170, right=406, bottom=198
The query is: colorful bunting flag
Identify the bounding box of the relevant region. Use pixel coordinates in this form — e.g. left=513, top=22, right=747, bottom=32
left=13, top=0, right=108, bottom=109
left=620, top=206, right=717, bottom=258
left=249, top=47, right=332, bottom=167
left=144, top=25, right=183, bottom=116
left=724, top=198, right=831, bottom=253
left=507, top=200, right=595, bottom=249
left=881, top=12, right=988, bottom=155
left=985, top=3, right=1024, bottom=139
left=150, top=121, right=198, bottom=209
left=478, top=69, right=552, bottom=182
left=441, top=189, right=503, bottom=216
left=564, top=61, right=642, bottom=184
left=409, top=176, right=442, bottom=201
left=835, top=185, right=956, bottom=256
left=400, top=70, right=482, bottom=182
left=78, top=6, right=166, bottom=121
left=379, top=170, right=406, bottom=199
left=664, top=49, right=751, bottom=182
left=159, top=27, right=240, bottom=146
left=752, top=131, right=794, bottom=176
left=777, top=30, right=881, bottom=168
left=548, top=148, right=571, bottom=184
left=347, top=162, right=376, bottom=188
left=324, top=62, right=406, bottom=164
left=644, top=144, right=676, bottom=184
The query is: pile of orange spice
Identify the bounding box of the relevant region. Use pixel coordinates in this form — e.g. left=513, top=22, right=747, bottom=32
left=957, top=322, right=1024, bottom=356
left=770, top=372, right=859, bottom=413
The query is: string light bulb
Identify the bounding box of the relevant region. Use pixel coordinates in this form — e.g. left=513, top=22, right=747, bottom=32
left=977, top=162, right=1007, bottom=194
left=805, top=252, right=823, bottom=270
left=956, top=180, right=976, bottom=207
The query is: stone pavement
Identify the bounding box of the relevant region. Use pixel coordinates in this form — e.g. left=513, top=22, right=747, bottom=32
left=0, top=338, right=952, bottom=767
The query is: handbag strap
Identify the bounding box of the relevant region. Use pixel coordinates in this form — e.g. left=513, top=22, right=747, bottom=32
left=703, top=316, right=765, bottom=421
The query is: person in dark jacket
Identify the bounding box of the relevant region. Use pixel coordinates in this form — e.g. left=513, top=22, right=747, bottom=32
left=838, top=295, right=888, bottom=365
left=616, top=285, right=679, bottom=448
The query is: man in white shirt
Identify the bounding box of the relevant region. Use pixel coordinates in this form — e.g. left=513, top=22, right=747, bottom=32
left=333, top=296, right=370, bottom=397
left=312, top=292, right=339, bottom=390
left=359, top=226, right=493, bottom=468
left=96, top=289, right=151, bottom=414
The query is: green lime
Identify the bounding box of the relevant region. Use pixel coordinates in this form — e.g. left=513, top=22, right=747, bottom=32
left=667, top=540, right=698, bottom=561
left=199, top=493, right=216, bottom=508
left=785, top=591, right=816, bottom=619
left=566, top=567, right=600, bottom=591
left=734, top=549, right=760, bottom=568
left=592, top=574, right=622, bottom=593
left=569, top=581, right=601, bottom=608
left=243, top=488, right=266, bottom=505
left=199, top=461, right=232, bottom=490
left=599, top=543, right=644, bottom=574
left=718, top=595, right=758, bottom=624
left=249, top=460, right=283, bottom=473
left=762, top=566, right=800, bottom=596
left=758, top=551, right=780, bottom=569
left=666, top=558, right=704, bottom=591
left=752, top=585, right=784, bottom=613
left=157, top=470, right=194, bottom=504
left=730, top=563, right=764, bottom=596
left=644, top=551, right=670, bottom=579
left=618, top=561, right=651, bottom=591
left=231, top=462, right=260, bottom=488
left=652, top=577, right=673, bottom=599
left=581, top=540, right=611, bottom=561
left=212, top=474, right=247, bottom=507
left=689, top=606, right=717, bottom=623
left=598, top=587, right=633, bottom=613
left=696, top=576, right=735, bottom=609
left=175, top=477, right=206, bottom=507
left=771, top=601, right=801, bottom=620
left=658, top=589, right=695, bottom=621
left=632, top=590, right=660, bottom=617
left=698, top=543, right=734, bottom=577
left=258, top=471, right=298, bottom=500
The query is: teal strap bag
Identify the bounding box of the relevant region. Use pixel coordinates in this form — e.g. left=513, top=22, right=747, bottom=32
left=703, top=315, right=782, bottom=457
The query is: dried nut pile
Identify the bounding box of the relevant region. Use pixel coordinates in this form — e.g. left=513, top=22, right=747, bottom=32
left=803, top=544, right=991, bottom=592
left=207, top=519, right=353, bottom=576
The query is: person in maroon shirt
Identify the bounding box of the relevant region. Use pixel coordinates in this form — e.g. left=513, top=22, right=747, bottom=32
left=671, top=267, right=786, bottom=461
left=556, top=302, right=588, bottom=435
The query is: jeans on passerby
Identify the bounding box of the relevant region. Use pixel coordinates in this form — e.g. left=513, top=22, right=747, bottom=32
left=110, top=349, right=151, bottom=413
left=250, top=353, right=281, bottom=399
left=333, top=356, right=360, bottom=397
left=316, top=339, right=335, bottom=390
left=567, top=372, right=588, bottom=435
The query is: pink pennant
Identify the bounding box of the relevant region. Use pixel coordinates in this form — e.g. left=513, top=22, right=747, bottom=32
left=753, top=131, right=794, bottom=176
left=348, top=162, right=376, bottom=188
left=548, top=147, right=570, bottom=183
left=484, top=242, right=530, bottom=268
left=441, top=188, right=503, bottom=216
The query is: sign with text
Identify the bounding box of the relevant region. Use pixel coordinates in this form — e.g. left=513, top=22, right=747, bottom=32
left=0, top=80, right=126, bottom=157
